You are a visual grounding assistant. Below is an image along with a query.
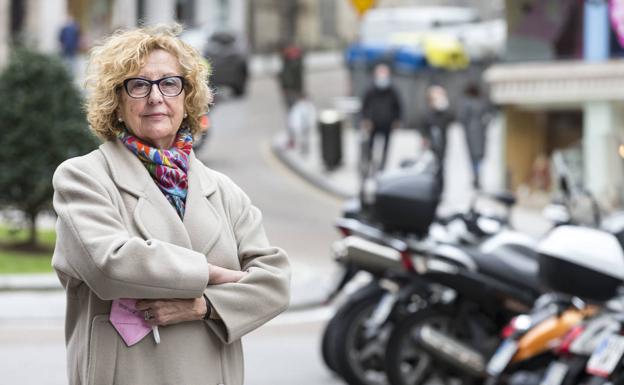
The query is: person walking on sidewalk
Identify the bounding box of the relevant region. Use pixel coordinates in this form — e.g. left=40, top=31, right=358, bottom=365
left=278, top=42, right=304, bottom=109
left=51, top=24, right=290, bottom=385
left=421, top=84, right=454, bottom=175
left=287, top=91, right=317, bottom=156
left=458, top=82, right=494, bottom=189
left=58, top=15, right=81, bottom=76
left=360, top=63, right=402, bottom=172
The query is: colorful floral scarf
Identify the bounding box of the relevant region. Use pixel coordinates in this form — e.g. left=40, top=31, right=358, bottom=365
left=118, top=128, right=193, bottom=218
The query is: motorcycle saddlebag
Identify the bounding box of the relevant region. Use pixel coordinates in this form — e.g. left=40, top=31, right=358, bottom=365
left=537, top=226, right=624, bottom=302
left=369, top=167, right=441, bottom=236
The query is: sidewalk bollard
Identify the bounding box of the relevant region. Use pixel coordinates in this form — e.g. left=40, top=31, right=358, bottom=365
left=318, top=109, right=343, bottom=171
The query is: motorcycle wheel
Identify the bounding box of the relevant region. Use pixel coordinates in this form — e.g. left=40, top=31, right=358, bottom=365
left=385, top=307, right=473, bottom=385
left=331, top=282, right=388, bottom=385
left=321, top=309, right=342, bottom=374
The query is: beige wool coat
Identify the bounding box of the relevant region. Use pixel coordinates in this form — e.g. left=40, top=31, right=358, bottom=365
left=51, top=139, right=291, bottom=385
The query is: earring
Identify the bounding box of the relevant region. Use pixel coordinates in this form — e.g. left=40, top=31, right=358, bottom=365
left=184, top=113, right=188, bottom=119
left=118, top=117, right=123, bottom=123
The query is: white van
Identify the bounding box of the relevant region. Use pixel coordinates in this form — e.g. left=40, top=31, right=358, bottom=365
left=359, top=6, right=505, bottom=62
left=359, top=6, right=479, bottom=46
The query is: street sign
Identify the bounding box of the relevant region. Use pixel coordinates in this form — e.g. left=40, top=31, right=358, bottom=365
left=350, top=0, right=377, bottom=17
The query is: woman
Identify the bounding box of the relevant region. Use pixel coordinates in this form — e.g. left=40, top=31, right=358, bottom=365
left=52, top=24, right=290, bottom=385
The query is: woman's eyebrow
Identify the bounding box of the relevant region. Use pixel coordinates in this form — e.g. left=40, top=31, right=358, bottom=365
left=134, top=72, right=179, bottom=79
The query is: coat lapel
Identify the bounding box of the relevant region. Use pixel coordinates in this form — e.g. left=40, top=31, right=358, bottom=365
left=99, top=140, right=193, bottom=249
left=182, top=153, right=222, bottom=255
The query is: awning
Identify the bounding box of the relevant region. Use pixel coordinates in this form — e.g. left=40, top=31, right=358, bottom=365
left=484, top=59, right=624, bottom=106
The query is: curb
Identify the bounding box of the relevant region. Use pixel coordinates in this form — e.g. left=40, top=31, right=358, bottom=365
left=270, top=135, right=353, bottom=200
left=0, top=273, right=62, bottom=292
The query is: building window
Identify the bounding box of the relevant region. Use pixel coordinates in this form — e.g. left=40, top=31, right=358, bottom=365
left=319, top=0, right=336, bottom=39
left=137, top=0, right=146, bottom=24
left=10, top=0, right=25, bottom=43
left=176, top=0, right=196, bottom=27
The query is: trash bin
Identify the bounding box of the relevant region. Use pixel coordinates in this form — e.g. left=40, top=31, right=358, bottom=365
left=318, top=109, right=343, bottom=170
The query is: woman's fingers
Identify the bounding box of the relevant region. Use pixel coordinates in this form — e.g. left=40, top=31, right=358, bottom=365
left=136, top=298, right=205, bottom=326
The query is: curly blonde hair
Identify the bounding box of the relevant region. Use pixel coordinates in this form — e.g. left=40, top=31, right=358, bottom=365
left=85, top=24, right=212, bottom=141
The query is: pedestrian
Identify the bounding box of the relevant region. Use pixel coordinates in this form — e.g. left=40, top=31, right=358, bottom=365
left=360, top=63, right=402, bottom=173
left=278, top=42, right=304, bottom=109
left=421, top=84, right=454, bottom=173
left=51, top=24, right=290, bottom=385
left=58, top=15, right=81, bottom=76
left=458, top=82, right=494, bottom=189
left=287, top=91, right=317, bottom=156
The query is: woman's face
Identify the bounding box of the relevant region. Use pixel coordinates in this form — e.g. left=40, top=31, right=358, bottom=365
left=118, top=49, right=186, bottom=148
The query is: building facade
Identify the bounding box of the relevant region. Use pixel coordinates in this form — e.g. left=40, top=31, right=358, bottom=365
left=2, top=0, right=505, bottom=66
left=485, top=0, right=624, bottom=209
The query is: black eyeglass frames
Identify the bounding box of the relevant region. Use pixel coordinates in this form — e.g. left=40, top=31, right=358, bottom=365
left=122, top=76, right=185, bottom=98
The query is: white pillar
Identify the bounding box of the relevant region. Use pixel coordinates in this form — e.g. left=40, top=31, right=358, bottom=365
left=145, top=0, right=176, bottom=25
left=487, top=111, right=507, bottom=192
left=583, top=101, right=621, bottom=208
left=0, top=0, right=9, bottom=69
left=195, top=0, right=247, bottom=34
left=112, top=0, right=138, bottom=30
left=229, top=0, right=247, bottom=34
left=195, top=0, right=219, bottom=29
left=26, top=0, right=67, bottom=53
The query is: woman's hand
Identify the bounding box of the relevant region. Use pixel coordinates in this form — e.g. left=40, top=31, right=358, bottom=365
left=135, top=266, right=247, bottom=326
left=136, top=298, right=206, bottom=326
left=208, top=264, right=248, bottom=285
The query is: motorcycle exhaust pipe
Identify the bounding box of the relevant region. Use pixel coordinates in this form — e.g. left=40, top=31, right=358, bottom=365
left=333, top=236, right=403, bottom=275
left=416, top=325, right=487, bottom=378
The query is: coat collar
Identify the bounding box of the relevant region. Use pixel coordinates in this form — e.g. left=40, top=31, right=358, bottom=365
left=99, top=140, right=220, bottom=253
left=99, top=140, right=216, bottom=199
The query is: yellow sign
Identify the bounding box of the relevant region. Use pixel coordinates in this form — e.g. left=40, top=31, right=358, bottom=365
left=350, top=0, right=377, bottom=17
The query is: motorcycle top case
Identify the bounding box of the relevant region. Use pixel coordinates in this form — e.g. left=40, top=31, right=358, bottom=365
left=537, top=226, right=624, bottom=302
left=369, top=167, right=441, bottom=236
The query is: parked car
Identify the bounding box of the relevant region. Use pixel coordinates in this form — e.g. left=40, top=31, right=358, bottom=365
left=203, top=31, right=249, bottom=97
left=180, top=29, right=249, bottom=97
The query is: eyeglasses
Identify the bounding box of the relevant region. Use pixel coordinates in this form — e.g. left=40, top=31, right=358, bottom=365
left=122, top=76, right=185, bottom=98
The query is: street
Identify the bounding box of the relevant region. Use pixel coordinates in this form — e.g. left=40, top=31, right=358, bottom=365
left=0, top=68, right=350, bottom=384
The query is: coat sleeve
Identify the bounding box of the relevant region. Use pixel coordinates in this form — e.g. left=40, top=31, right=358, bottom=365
left=203, top=177, right=291, bottom=344
left=392, top=88, right=402, bottom=122
left=51, top=158, right=210, bottom=300
left=361, top=89, right=372, bottom=121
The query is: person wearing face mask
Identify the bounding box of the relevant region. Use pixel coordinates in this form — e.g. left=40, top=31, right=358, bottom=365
left=458, top=82, right=495, bottom=190
left=360, top=63, right=403, bottom=172
left=421, top=85, right=455, bottom=177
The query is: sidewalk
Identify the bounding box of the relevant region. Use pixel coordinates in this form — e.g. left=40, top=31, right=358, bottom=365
left=272, top=118, right=553, bottom=239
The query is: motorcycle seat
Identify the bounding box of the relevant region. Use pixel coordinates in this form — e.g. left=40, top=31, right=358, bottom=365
left=465, top=244, right=541, bottom=294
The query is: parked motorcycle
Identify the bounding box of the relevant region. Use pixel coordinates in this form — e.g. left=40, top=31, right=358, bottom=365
left=511, top=223, right=624, bottom=384
left=322, top=162, right=537, bottom=385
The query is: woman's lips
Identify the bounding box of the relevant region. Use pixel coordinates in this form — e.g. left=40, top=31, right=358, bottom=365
left=143, top=113, right=168, bottom=120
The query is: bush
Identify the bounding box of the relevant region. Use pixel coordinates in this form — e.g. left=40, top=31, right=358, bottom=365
left=0, top=49, right=98, bottom=246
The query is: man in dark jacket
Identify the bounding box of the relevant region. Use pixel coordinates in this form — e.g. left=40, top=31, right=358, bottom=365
left=361, top=63, right=402, bottom=172
left=459, top=83, right=494, bottom=189
left=421, top=85, right=454, bottom=167
left=278, top=43, right=304, bottom=109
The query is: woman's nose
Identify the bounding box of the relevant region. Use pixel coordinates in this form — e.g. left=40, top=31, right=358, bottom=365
left=147, top=84, right=163, bottom=103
